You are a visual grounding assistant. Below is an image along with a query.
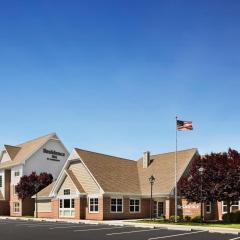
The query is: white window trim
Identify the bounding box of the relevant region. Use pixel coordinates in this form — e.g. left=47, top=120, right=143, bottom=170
left=63, top=188, right=71, bottom=195
left=156, top=201, right=165, bottom=217
left=222, top=201, right=240, bottom=214
left=129, top=198, right=141, bottom=213
left=13, top=202, right=20, bottom=213
left=88, top=197, right=99, bottom=213
left=110, top=197, right=124, bottom=213
left=14, top=171, right=20, bottom=177
left=222, top=201, right=227, bottom=214
left=205, top=202, right=211, bottom=214
left=59, top=198, right=75, bottom=218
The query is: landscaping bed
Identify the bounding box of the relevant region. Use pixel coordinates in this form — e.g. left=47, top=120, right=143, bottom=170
left=136, top=220, right=240, bottom=229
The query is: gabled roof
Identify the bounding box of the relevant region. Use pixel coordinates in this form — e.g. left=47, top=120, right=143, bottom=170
left=137, top=148, right=198, bottom=195
left=75, top=148, right=197, bottom=196
left=4, top=145, right=21, bottom=160
left=40, top=147, right=198, bottom=198
left=0, top=133, right=58, bottom=169
left=65, top=169, right=85, bottom=193
left=75, top=148, right=141, bottom=194
left=35, top=181, right=56, bottom=198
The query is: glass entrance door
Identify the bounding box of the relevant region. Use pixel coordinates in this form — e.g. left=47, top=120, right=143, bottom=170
left=157, top=202, right=164, bottom=217
left=153, top=201, right=157, bottom=218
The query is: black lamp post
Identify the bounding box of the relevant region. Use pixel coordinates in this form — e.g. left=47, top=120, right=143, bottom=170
left=198, top=166, right=205, bottom=222
left=149, top=175, right=155, bottom=220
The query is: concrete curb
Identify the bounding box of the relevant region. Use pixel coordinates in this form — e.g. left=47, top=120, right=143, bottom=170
left=0, top=217, right=240, bottom=235
left=124, top=222, right=240, bottom=235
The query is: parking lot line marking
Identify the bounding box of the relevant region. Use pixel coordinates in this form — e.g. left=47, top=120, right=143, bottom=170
left=15, top=223, right=76, bottom=227
left=106, top=228, right=161, bottom=236
left=16, top=223, right=57, bottom=227
left=148, top=230, right=207, bottom=240
left=228, top=237, right=240, bottom=240
left=27, top=224, right=80, bottom=228
left=16, top=222, right=56, bottom=226
left=50, top=225, right=92, bottom=230
left=74, top=226, right=127, bottom=232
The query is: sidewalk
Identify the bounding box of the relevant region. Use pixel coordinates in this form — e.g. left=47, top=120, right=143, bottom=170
left=1, top=216, right=240, bottom=235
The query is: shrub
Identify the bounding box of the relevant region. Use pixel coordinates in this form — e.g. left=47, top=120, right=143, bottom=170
left=154, top=215, right=166, bottom=221
left=158, top=215, right=166, bottom=221
left=222, top=211, right=240, bottom=223
left=192, top=216, right=202, bottom=223
left=184, top=215, right=191, bottom=222
left=169, top=215, right=181, bottom=222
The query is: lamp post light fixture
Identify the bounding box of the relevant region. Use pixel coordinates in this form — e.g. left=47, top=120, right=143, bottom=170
left=149, top=175, right=155, bottom=220
left=198, top=166, right=205, bottom=222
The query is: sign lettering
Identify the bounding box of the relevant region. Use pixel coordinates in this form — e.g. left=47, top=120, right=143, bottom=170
left=43, top=148, right=65, bottom=162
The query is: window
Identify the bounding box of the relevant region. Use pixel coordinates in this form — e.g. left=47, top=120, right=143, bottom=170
left=89, top=198, right=99, bottom=213
left=59, top=198, right=75, bottom=217
left=13, top=202, right=20, bottom=213
left=0, top=175, right=2, bottom=188
left=71, top=199, right=75, bottom=208
left=231, top=201, right=239, bottom=212
left=14, top=185, right=17, bottom=195
left=129, top=199, right=140, bottom=213
left=205, top=202, right=211, bottom=214
left=222, top=201, right=227, bottom=214
left=14, top=171, right=20, bottom=177
left=222, top=201, right=240, bottom=214
left=63, top=189, right=70, bottom=195
left=111, top=198, right=123, bottom=213
left=157, top=202, right=164, bottom=217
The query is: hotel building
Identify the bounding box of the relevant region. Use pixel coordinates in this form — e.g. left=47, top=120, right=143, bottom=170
left=0, top=133, right=69, bottom=216
left=35, top=147, right=220, bottom=220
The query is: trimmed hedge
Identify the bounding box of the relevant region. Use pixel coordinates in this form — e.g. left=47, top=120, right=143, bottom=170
left=192, top=215, right=202, bottom=223
left=222, top=211, right=240, bottom=223
left=184, top=215, right=192, bottom=222
left=169, top=215, right=181, bottom=222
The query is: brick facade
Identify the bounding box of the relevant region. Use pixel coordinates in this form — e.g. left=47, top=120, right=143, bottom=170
left=102, top=197, right=150, bottom=220
left=85, top=196, right=103, bottom=220
left=51, top=199, right=59, bottom=219
left=37, top=212, right=54, bottom=218
left=217, top=201, right=223, bottom=220
left=166, top=198, right=221, bottom=221
left=10, top=185, right=22, bottom=216
left=0, top=200, right=10, bottom=216
left=35, top=196, right=226, bottom=221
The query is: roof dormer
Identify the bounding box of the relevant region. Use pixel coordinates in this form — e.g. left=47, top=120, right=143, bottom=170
left=0, top=145, right=21, bottom=163
left=4, top=145, right=21, bottom=160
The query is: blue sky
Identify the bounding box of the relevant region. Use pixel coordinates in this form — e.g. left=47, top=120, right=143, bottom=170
left=0, top=0, right=240, bottom=159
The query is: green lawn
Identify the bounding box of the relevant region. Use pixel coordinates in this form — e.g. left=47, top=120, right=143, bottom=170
left=136, top=220, right=240, bottom=229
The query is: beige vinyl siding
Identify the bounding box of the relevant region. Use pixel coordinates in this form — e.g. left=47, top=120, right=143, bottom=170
left=57, top=175, right=77, bottom=196
left=37, top=200, right=52, bottom=212
left=69, top=162, right=100, bottom=194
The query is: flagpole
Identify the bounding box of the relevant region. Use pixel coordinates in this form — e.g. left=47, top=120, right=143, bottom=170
left=175, top=115, right=178, bottom=223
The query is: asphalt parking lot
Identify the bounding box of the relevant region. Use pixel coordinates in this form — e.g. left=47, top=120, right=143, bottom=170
left=0, top=219, right=239, bottom=240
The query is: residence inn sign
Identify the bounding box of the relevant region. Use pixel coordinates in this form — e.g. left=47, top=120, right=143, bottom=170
left=43, top=148, right=66, bottom=162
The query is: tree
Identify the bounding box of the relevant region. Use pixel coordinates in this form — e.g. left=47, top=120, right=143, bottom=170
left=16, top=172, right=53, bottom=199
left=206, top=149, right=240, bottom=222
left=178, top=155, right=213, bottom=221
left=179, top=149, right=240, bottom=222
left=16, top=172, right=53, bottom=217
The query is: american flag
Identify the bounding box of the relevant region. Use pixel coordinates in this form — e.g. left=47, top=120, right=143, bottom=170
left=177, top=120, right=193, bottom=131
